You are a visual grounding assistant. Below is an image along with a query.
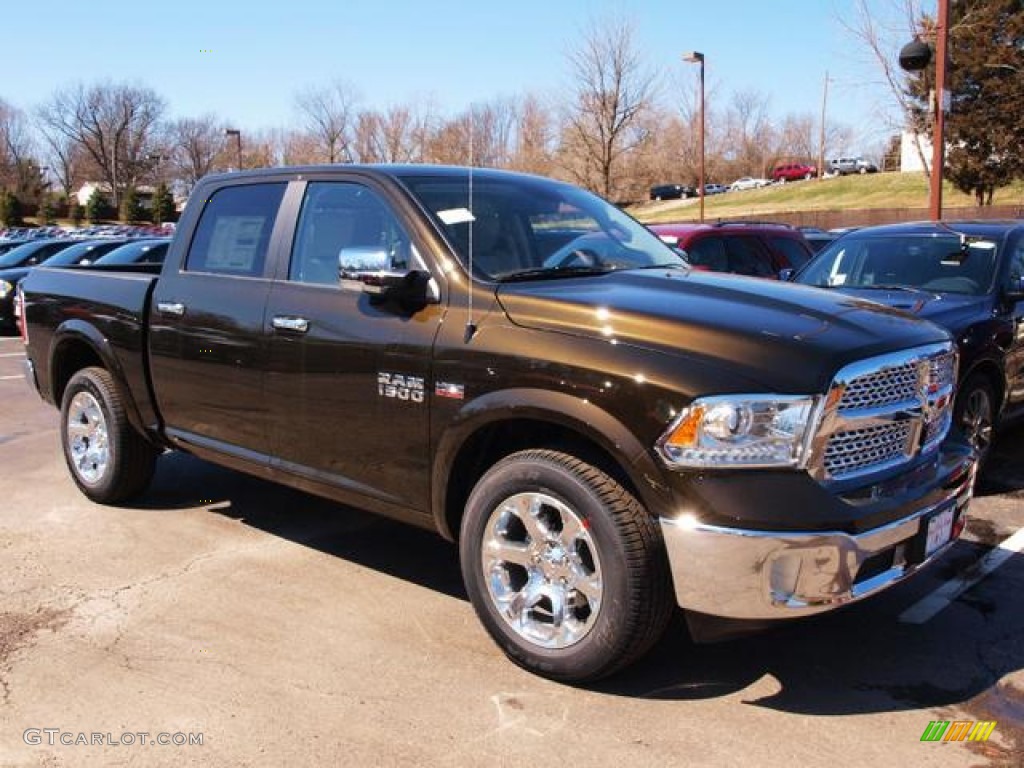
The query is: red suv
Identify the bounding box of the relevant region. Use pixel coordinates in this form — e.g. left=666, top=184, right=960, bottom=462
left=770, top=162, right=817, bottom=182
left=649, top=221, right=815, bottom=278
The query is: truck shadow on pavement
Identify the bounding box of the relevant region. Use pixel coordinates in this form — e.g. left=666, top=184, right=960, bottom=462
left=136, top=439, right=1023, bottom=725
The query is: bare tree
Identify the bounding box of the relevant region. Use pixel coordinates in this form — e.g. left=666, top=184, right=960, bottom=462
left=838, top=0, right=930, bottom=177
left=294, top=80, right=360, bottom=164
left=34, top=112, right=88, bottom=200
left=168, top=115, right=227, bottom=192
left=38, top=82, right=165, bottom=206
left=0, top=99, right=42, bottom=199
left=563, top=17, right=656, bottom=198
left=509, top=94, right=556, bottom=176
left=354, top=103, right=436, bottom=163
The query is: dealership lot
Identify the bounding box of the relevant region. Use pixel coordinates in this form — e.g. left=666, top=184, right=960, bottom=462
left=0, top=334, right=1021, bottom=767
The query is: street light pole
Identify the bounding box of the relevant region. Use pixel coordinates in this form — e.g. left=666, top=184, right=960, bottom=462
left=818, top=71, right=830, bottom=178
left=224, top=129, right=243, bottom=171
left=930, top=0, right=950, bottom=221
left=683, top=51, right=705, bottom=222
left=898, top=0, right=950, bottom=221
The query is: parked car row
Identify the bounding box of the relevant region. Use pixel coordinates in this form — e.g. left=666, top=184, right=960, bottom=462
left=0, top=236, right=170, bottom=332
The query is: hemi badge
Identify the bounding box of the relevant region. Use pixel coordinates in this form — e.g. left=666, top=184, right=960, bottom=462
left=435, top=382, right=465, bottom=400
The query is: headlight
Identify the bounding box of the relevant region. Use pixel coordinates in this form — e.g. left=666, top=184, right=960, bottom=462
left=657, top=395, right=819, bottom=469
left=0, top=280, right=11, bottom=299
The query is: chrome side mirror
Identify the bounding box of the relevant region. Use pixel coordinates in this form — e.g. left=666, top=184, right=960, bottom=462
left=339, top=246, right=436, bottom=306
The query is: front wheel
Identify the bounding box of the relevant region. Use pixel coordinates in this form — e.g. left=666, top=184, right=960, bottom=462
left=459, top=450, right=672, bottom=682
left=61, top=366, right=158, bottom=503
left=955, top=374, right=996, bottom=470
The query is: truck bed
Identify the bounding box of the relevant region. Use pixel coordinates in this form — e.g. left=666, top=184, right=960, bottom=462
left=21, top=265, right=162, bottom=438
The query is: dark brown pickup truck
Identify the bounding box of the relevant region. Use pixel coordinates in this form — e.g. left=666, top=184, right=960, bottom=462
left=18, top=166, right=976, bottom=681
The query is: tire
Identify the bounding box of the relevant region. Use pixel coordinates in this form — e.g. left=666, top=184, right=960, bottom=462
left=459, top=449, right=673, bottom=682
left=954, top=373, right=996, bottom=470
left=61, top=366, right=158, bottom=503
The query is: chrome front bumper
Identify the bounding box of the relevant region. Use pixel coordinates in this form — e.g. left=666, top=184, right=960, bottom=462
left=659, top=480, right=974, bottom=620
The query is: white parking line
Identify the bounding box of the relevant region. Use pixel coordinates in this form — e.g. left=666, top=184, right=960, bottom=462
left=0, top=352, right=25, bottom=357
left=0, top=375, right=23, bottom=381
left=900, top=527, right=1024, bottom=624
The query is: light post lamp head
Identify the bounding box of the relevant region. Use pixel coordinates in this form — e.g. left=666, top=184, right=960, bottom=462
left=682, top=51, right=704, bottom=64
left=899, top=38, right=932, bottom=71
left=224, top=129, right=243, bottom=171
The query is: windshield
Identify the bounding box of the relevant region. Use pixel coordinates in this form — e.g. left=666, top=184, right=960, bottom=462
left=797, top=233, right=998, bottom=296
left=399, top=173, right=685, bottom=280
left=94, top=240, right=170, bottom=265
left=0, top=242, right=53, bottom=268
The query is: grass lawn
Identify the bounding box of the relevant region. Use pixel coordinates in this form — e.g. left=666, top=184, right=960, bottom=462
left=632, top=172, right=1024, bottom=224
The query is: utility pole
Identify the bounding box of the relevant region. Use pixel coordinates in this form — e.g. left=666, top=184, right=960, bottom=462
left=818, top=71, right=829, bottom=178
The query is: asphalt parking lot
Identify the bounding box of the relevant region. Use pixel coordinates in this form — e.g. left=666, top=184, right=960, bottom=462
left=1, top=332, right=1022, bottom=767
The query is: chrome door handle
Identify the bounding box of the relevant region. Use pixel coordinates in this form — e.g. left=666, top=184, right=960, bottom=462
left=272, top=316, right=309, bottom=333
left=156, top=301, right=186, bottom=316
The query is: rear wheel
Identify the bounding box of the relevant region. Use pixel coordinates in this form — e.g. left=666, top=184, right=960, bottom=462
left=61, top=367, right=158, bottom=503
left=955, top=373, right=995, bottom=470
left=459, top=449, right=672, bottom=682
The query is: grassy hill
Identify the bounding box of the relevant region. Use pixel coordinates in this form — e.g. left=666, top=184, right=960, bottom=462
left=632, top=172, right=1024, bottom=225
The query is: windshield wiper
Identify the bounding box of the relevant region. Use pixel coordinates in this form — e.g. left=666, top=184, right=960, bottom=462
left=498, top=266, right=613, bottom=282
left=847, top=284, right=934, bottom=293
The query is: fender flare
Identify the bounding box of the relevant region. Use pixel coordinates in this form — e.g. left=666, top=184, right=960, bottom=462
left=48, top=319, right=150, bottom=439
left=430, top=387, right=676, bottom=539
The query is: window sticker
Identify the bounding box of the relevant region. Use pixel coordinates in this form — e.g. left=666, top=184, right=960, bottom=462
left=206, top=216, right=265, bottom=271
left=438, top=208, right=475, bottom=226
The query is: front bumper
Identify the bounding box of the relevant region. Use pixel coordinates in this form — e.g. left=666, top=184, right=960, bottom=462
left=659, top=443, right=976, bottom=620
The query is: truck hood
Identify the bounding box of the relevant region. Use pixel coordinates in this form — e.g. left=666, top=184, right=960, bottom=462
left=496, top=269, right=951, bottom=394
left=830, top=286, right=989, bottom=339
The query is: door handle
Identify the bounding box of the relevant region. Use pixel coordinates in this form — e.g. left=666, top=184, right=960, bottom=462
left=272, top=316, right=309, bottom=333
left=156, top=301, right=186, bottom=316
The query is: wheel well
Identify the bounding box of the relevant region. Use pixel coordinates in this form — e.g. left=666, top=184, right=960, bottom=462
left=52, top=340, right=103, bottom=405
left=443, top=418, right=640, bottom=541
left=961, top=361, right=1004, bottom=413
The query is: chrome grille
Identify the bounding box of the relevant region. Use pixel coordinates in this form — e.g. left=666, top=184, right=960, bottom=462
left=823, top=422, right=913, bottom=478
left=838, top=361, right=919, bottom=412
left=809, top=342, right=957, bottom=483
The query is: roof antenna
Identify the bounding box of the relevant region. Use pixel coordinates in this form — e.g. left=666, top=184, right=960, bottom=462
left=464, top=107, right=478, bottom=343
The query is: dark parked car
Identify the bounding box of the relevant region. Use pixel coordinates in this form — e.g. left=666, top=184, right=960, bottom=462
left=790, top=220, right=1024, bottom=467
left=650, top=221, right=815, bottom=278
left=649, top=183, right=695, bottom=201
left=93, top=238, right=172, bottom=266
left=0, top=239, right=81, bottom=331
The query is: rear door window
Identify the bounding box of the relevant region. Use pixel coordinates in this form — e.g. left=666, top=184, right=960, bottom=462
left=185, top=183, right=286, bottom=276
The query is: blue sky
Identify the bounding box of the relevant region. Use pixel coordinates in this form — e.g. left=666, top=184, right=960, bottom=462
left=5, top=1, right=916, bottom=149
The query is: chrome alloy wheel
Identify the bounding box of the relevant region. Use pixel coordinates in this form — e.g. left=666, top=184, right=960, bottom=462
left=481, top=492, right=603, bottom=649
left=66, top=391, right=109, bottom=484
left=960, top=386, right=994, bottom=457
